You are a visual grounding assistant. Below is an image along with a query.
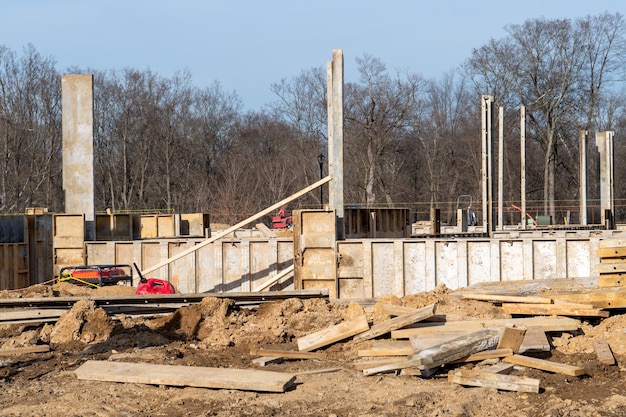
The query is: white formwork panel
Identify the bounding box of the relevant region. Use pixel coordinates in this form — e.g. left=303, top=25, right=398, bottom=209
left=168, top=241, right=196, bottom=294
left=533, top=240, right=558, bottom=279
left=435, top=241, right=460, bottom=289
left=195, top=242, right=217, bottom=293
left=467, top=240, right=494, bottom=286
left=566, top=239, right=594, bottom=279
left=403, top=241, right=428, bottom=295
left=500, top=240, right=524, bottom=281
left=372, top=241, right=400, bottom=297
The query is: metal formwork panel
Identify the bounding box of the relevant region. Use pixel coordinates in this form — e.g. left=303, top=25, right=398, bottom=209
left=168, top=241, right=195, bottom=293
left=403, top=241, right=427, bottom=294
left=566, top=239, right=593, bottom=278
left=435, top=241, right=460, bottom=289
left=142, top=242, right=167, bottom=280
left=500, top=240, right=525, bottom=281
left=337, top=241, right=365, bottom=298
left=372, top=242, right=397, bottom=297
left=53, top=214, right=85, bottom=276
left=467, top=241, right=493, bottom=285
left=222, top=240, right=244, bottom=292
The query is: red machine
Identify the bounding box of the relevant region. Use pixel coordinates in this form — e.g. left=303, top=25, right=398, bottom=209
left=59, top=264, right=133, bottom=288
left=272, top=205, right=293, bottom=229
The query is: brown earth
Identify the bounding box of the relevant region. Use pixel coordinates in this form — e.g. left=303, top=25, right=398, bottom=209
left=1, top=283, right=626, bottom=416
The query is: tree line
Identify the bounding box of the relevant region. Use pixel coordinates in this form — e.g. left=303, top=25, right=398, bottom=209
left=1, top=12, right=625, bottom=227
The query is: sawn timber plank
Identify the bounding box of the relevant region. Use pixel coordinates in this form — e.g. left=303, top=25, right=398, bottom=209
left=74, top=360, right=296, bottom=393
left=297, top=314, right=369, bottom=352
left=353, top=304, right=435, bottom=343
left=503, top=354, right=586, bottom=377
left=448, top=369, right=540, bottom=393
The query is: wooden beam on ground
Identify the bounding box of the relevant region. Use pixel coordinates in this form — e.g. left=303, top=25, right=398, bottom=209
left=503, top=354, right=586, bottom=377
left=376, top=304, right=419, bottom=316
left=461, top=293, right=553, bottom=304
left=357, top=341, right=413, bottom=357
left=74, top=360, right=296, bottom=393
left=297, top=314, right=369, bottom=352
left=483, top=362, right=515, bottom=374
left=251, top=356, right=283, bottom=366
left=518, top=326, right=551, bottom=353
left=448, top=369, right=540, bottom=393
left=352, top=357, right=405, bottom=371
left=141, top=176, right=332, bottom=275
left=497, top=327, right=526, bottom=353
left=253, top=265, right=294, bottom=292
left=353, top=304, right=435, bottom=343
left=594, top=340, right=616, bottom=365
left=249, top=349, right=325, bottom=360
left=501, top=303, right=608, bottom=317
left=363, top=328, right=501, bottom=376
left=0, top=345, right=50, bottom=356
left=452, top=348, right=513, bottom=363
left=391, top=317, right=580, bottom=339
left=409, top=330, right=474, bottom=352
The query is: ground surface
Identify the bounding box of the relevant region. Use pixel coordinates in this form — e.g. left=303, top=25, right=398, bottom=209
left=1, top=283, right=626, bottom=417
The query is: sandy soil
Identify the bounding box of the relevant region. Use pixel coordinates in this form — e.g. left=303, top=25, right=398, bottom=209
left=1, top=283, right=626, bottom=417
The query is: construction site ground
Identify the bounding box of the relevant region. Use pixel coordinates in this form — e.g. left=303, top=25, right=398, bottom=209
left=1, top=282, right=626, bottom=417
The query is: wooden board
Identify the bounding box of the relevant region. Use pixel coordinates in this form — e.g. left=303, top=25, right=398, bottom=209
left=249, top=349, right=326, bottom=360
left=518, top=326, right=551, bottom=353
left=357, top=341, right=413, bottom=357
left=353, top=304, right=435, bottom=343
left=0, top=345, right=50, bottom=356
left=74, top=360, right=296, bottom=392
left=391, top=317, right=580, bottom=339
left=461, top=293, right=553, bottom=304
left=352, top=357, right=405, bottom=370
left=448, top=369, right=540, bottom=393
left=501, top=303, right=608, bottom=318
left=594, top=340, right=616, bottom=365
left=409, top=330, right=474, bottom=352
left=483, top=362, right=515, bottom=374
left=598, top=239, right=626, bottom=249
left=252, top=356, right=283, bottom=366
left=503, top=354, right=586, bottom=377
left=597, top=247, right=626, bottom=258
left=497, top=327, right=526, bottom=353
left=595, top=262, right=626, bottom=274
left=597, top=274, right=626, bottom=287
left=451, top=348, right=513, bottom=363
left=297, top=314, right=369, bottom=352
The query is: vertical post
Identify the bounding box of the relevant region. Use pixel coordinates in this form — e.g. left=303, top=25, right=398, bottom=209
left=317, top=153, right=325, bottom=206
left=328, top=50, right=344, bottom=239
left=579, top=130, right=588, bottom=225
left=62, top=74, right=95, bottom=241
left=498, top=106, right=504, bottom=231
left=481, top=95, right=494, bottom=236
left=520, top=106, right=526, bottom=230
left=596, top=131, right=615, bottom=227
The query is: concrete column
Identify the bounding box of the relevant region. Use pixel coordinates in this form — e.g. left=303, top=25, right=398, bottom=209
left=327, top=50, right=344, bottom=239
left=596, top=131, right=615, bottom=227
left=579, top=130, right=588, bottom=225
left=62, top=74, right=95, bottom=241
left=497, top=106, right=504, bottom=230
left=520, top=106, right=526, bottom=230
left=481, top=95, right=494, bottom=235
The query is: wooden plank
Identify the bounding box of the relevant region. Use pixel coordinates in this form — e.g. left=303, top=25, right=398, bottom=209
left=353, top=304, right=435, bottom=343
left=503, top=354, right=586, bottom=376
left=595, top=262, right=626, bottom=274
left=461, top=293, right=553, bottom=304
left=377, top=304, right=419, bottom=316
left=598, top=274, right=626, bottom=287
left=251, top=356, right=283, bottom=366
left=452, top=348, right=513, bottom=363
left=255, top=223, right=277, bottom=238
left=598, top=239, right=626, bottom=249
left=363, top=328, right=501, bottom=375
left=391, top=317, right=580, bottom=339
left=293, top=367, right=342, bottom=376
left=249, top=349, right=325, bottom=360
left=0, top=345, right=51, bottom=356
left=483, top=362, right=515, bottom=374
left=0, top=309, right=68, bottom=322
left=357, top=341, right=412, bottom=357
left=74, top=360, right=296, bottom=392
left=597, top=247, right=626, bottom=258
left=254, top=265, right=294, bottom=292
left=518, top=326, right=551, bottom=353
left=497, top=327, right=526, bottom=353
left=297, top=314, right=369, bottom=352
left=501, top=303, right=608, bottom=318
left=594, top=340, right=616, bottom=365
left=352, top=357, right=405, bottom=370
left=550, top=287, right=626, bottom=309
left=448, top=369, right=540, bottom=393
left=409, top=330, right=474, bottom=352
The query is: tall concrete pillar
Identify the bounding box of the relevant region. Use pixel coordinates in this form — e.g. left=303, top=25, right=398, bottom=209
left=481, top=95, right=494, bottom=235
left=596, top=131, right=615, bottom=227
left=520, top=106, right=526, bottom=230
left=579, top=130, right=588, bottom=225
left=327, top=50, right=344, bottom=239
left=62, top=74, right=95, bottom=241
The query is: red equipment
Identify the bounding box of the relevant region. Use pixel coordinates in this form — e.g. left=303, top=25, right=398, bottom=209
left=272, top=205, right=293, bottom=229
left=133, top=263, right=176, bottom=295
left=59, top=264, right=133, bottom=287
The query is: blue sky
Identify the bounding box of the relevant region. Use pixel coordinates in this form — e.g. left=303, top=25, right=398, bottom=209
left=1, top=1, right=624, bottom=110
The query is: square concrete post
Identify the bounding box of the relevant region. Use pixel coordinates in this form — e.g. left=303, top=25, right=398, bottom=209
left=327, top=50, right=344, bottom=240
left=520, top=106, right=526, bottom=230
left=481, top=95, right=494, bottom=236
left=62, top=74, right=95, bottom=241
left=596, top=131, right=615, bottom=227
left=579, top=130, right=588, bottom=225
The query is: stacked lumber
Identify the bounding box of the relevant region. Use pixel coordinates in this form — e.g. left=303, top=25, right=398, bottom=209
left=596, top=238, right=626, bottom=287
